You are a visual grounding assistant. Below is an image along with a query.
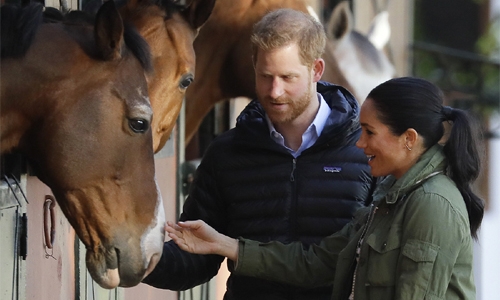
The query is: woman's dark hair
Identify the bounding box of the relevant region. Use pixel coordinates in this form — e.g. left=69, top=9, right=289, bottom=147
left=367, top=77, right=484, bottom=239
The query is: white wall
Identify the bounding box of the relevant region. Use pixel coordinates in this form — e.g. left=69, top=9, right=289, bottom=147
left=474, top=1, right=500, bottom=298
left=475, top=113, right=500, bottom=300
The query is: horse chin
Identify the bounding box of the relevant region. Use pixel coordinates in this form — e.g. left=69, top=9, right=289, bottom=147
left=86, top=248, right=123, bottom=289
left=97, top=268, right=121, bottom=289
left=86, top=245, right=143, bottom=288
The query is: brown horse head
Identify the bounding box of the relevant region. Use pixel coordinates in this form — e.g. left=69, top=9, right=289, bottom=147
left=184, top=0, right=355, bottom=144
left=118, top=0, right=216, bottom=152
left=1, top=1, right=164, bottom=288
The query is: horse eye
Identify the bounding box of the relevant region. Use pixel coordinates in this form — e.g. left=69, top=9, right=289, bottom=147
left=179, top=74, right=194, bottom=89
left=129, top=118, right=149, bottom=133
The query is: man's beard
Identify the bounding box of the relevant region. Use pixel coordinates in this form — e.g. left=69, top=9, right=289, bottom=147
left=259, top=82, right=313, bottom=125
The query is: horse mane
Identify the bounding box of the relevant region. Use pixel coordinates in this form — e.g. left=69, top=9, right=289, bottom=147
left=1, top=1, right=152, bottom=73
left=1, top=2, right=44, bottom=58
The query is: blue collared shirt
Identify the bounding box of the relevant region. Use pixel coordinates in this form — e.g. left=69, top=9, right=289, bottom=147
left=266, top=93, right=331, bottom=158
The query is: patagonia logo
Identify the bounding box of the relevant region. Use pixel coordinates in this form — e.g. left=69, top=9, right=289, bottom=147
left=324, top=166, right=342, bottom=173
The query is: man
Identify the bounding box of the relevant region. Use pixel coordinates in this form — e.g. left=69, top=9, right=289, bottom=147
left=143, top=8, right=374, bottom=300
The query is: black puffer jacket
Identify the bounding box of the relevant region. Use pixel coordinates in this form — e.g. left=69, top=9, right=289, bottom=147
left=143, top=82, right=375, bottom=299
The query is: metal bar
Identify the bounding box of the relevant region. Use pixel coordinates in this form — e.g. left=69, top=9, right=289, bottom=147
left=11, top=176, right=29, bottom=204
left=413, top=41, right=500, bottom=66
left=3, top=175, right=22, bottom=207
left=12, top=207, right=19, bottom=300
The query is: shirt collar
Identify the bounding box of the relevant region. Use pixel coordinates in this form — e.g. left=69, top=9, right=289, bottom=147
left=266, top=93, right=331, bottom=156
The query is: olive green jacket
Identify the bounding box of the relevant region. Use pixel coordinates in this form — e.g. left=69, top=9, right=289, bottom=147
left=235, top=145, right=475, bottom=299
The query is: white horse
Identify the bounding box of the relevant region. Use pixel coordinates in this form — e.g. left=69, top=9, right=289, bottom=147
left=324, top=1, right=396, bottom=102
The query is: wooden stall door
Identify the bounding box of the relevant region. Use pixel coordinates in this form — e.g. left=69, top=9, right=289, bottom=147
left=1, top=175, right=27, bottom=300
left=25, top=177, right=76, bottom=300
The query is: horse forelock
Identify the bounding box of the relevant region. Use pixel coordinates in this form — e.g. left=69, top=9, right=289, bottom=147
left=1, top=2, right=43, bottom=59
left=123, top=22, right=153, bottom=73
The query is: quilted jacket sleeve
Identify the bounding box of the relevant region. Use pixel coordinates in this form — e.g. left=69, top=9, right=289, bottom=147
left=141, top=240, right=224, bottom=290
left=143, top=143, right=227, bottom=290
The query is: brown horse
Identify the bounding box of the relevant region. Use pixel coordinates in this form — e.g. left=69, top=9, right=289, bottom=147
left=1, top=1, right=164, bottom=289
left=183, top=0, right=355, bottom=144
left=117, top=0, right=217, bottom=152
left=184, top=0, right=395, bottom=144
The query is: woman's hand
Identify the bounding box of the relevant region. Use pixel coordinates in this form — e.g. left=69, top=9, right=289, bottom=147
left=166, top=220, right=239, bottom=261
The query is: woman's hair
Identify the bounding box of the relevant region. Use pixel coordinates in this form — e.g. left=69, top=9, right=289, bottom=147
left=250, top=8, right=326, bottom=67
left=368, top=77, right=484, bottom=239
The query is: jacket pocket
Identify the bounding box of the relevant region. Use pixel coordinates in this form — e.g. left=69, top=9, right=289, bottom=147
left=362, top=231, right=401, bottom=300
left=400, top=239, right=439, bottom=294
left=365, top=228, right=402, bottom=287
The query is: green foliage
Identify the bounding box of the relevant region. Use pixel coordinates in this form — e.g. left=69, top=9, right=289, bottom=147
left=412, top=0, right=499, bottom=116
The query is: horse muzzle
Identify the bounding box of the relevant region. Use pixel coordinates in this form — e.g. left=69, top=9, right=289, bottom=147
left=86, top=235, right=164, bottom=288
left=86, top=195, right=166, bottom=288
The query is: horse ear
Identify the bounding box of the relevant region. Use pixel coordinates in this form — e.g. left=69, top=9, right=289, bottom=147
left=367, top=11, right=391, bottom=50
left=94, top=0, right=124, bottom=61
left=326, top=1, right=353, bottom=42
left=182, top=0, right=216, bottom=29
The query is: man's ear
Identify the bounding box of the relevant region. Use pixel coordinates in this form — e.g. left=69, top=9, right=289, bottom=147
left=312, top=58, right=325, bottom=82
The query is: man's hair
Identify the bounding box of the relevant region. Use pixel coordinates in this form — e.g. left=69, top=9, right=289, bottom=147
left=251, top=8, right=326, bottom=67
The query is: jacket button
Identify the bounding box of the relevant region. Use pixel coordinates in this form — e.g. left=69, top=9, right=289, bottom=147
left=382, top=242, right=387, bottom=249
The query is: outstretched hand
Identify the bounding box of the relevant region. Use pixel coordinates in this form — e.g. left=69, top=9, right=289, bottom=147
left=166, top=220, right=239, bottom=261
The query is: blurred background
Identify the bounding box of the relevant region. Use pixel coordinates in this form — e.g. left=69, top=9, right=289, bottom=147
left=1, top=0, right=498, bottom=299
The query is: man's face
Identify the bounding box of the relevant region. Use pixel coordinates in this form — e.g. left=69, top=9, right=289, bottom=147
left=254, top=43, right=316, bottom=126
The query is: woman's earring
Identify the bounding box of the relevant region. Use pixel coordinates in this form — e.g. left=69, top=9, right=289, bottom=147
left=405, top=144, right=412, bottom=151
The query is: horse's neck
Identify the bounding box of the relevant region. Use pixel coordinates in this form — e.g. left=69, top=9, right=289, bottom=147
left=0, top=76, right=45, bottom=155
left=0, top=113, right=32, bottom=155
left=0, top=39, right=61, bottom=155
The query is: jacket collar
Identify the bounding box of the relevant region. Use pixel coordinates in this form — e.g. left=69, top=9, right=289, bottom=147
left=373, top=144, right=447, bottom=205
left=234, top=81, right=360, bottom=148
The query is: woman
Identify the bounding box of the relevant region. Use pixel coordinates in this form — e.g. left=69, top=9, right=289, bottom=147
left=167, top=77, right=484, bottom=299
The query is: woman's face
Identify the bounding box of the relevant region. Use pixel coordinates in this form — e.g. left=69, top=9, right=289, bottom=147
left=356, top=98, right=415, bottom=179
